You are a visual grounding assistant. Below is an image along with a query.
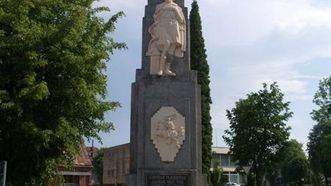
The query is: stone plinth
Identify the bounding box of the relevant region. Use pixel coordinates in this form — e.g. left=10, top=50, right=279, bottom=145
left=128, top=75, right=206, bottom=186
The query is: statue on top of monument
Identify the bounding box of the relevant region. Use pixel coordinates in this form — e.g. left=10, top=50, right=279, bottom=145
left=146, top=0, right=186, bottom=76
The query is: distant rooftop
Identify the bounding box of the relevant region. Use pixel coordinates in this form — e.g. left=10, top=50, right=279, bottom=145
left=74, top=144, right=93, bottom=167
left=212, top=147, right=230, bottom=154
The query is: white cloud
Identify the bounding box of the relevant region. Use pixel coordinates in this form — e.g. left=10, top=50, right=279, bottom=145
left=199, top=0, right=331, bottom=46
left=224, top=61, right=306, bottom=94
left=95, top=0, right=145, bottom=11
left=271, top=0, right=331, bottom=33
left=271, top=79, right=308, bottom=94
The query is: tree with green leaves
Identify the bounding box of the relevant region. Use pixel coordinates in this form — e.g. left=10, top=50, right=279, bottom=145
left=278, top=140, right=309, bottom=185
left=0, top=0, right=125, bottom=185
left=267, top=139, right=308, bottom=185
left=189, top=0, right=213, bottom=175
left=209, top=159, right=227, bottom=186
left=308, top=120, right=331, bottom=185
left=311, top=76, right=331, bottom=124
left=308, top=76, right=331, bottom=185
left=223, top=83, right=292, bottom=186
left=247, top=172, right=257, bottom=186
left=321, top=134, right=331, bottom=172
left=93, top=149, right=105, bottom=185
left=210, top=166, right=226, bottom=186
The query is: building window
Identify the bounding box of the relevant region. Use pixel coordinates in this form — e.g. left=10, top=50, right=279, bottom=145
left=220, top=154, right=230, bottom=167
left=220, top=154, right=237, bottom=167
left=229, top=158, right=237, bottom=167
left=229, top=173, right=239, bottom=183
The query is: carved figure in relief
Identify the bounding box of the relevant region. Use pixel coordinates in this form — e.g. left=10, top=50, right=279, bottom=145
left=146, top=0, right=186, bottom=76
left=151, top=107, right=185, bottom=162
left=154, top=115, right=184, bottom=148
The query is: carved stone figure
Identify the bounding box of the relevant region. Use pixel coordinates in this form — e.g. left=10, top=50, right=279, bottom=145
left=146, top=0, right=186, bottom=76
left=151, top=107, right=185, bottom=162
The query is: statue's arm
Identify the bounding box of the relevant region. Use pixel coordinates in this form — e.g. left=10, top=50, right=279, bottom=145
left=174, top=6, right=185, bottom=24
left=153, top=4, right=163, bottom=21
left=155, top=4, right=162, bottom=15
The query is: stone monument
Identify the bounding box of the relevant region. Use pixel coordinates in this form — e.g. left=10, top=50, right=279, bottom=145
left=128, top=0, right=207, bottom=185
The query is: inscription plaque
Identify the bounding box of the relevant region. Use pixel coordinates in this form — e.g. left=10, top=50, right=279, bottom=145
left=146, top=174, right=189, bottom=186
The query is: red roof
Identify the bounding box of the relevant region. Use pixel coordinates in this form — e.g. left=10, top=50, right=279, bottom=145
left=74, top=144, right=93, bottom=167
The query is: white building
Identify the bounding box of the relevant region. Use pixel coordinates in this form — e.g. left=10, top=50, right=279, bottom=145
left=212, top=147, right=247, bottom=185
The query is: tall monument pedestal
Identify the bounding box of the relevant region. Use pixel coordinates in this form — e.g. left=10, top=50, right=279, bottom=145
left=128, top=0, right=207, bottom=185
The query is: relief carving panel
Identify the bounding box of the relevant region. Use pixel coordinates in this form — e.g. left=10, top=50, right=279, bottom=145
left=151, top=107, right=185, bottom=162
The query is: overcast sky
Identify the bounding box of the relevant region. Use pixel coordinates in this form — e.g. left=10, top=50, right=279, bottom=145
left=88, top=0, right=331, bottom=149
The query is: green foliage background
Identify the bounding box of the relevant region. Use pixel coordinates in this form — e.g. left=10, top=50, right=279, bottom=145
left=0, top=0, right=125, bottom=185
left=209, top=160, right=227, bottom=186
left=189, top=0, right=213, bottom=175
left=308, top=76, right=331, bottom=185
left=93, top=149, right=105, bottom=185
left=267, top=140, right=309, bottom=185
left=224, top=83, right=292, bottom=186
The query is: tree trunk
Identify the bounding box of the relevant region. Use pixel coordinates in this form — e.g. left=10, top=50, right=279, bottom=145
left=325, top=174, right=329, bottom=186
left=255, top=170, right=264, bottom=186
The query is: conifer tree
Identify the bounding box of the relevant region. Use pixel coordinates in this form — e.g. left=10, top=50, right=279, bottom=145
left=190, top=0, right=213, bottom=174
